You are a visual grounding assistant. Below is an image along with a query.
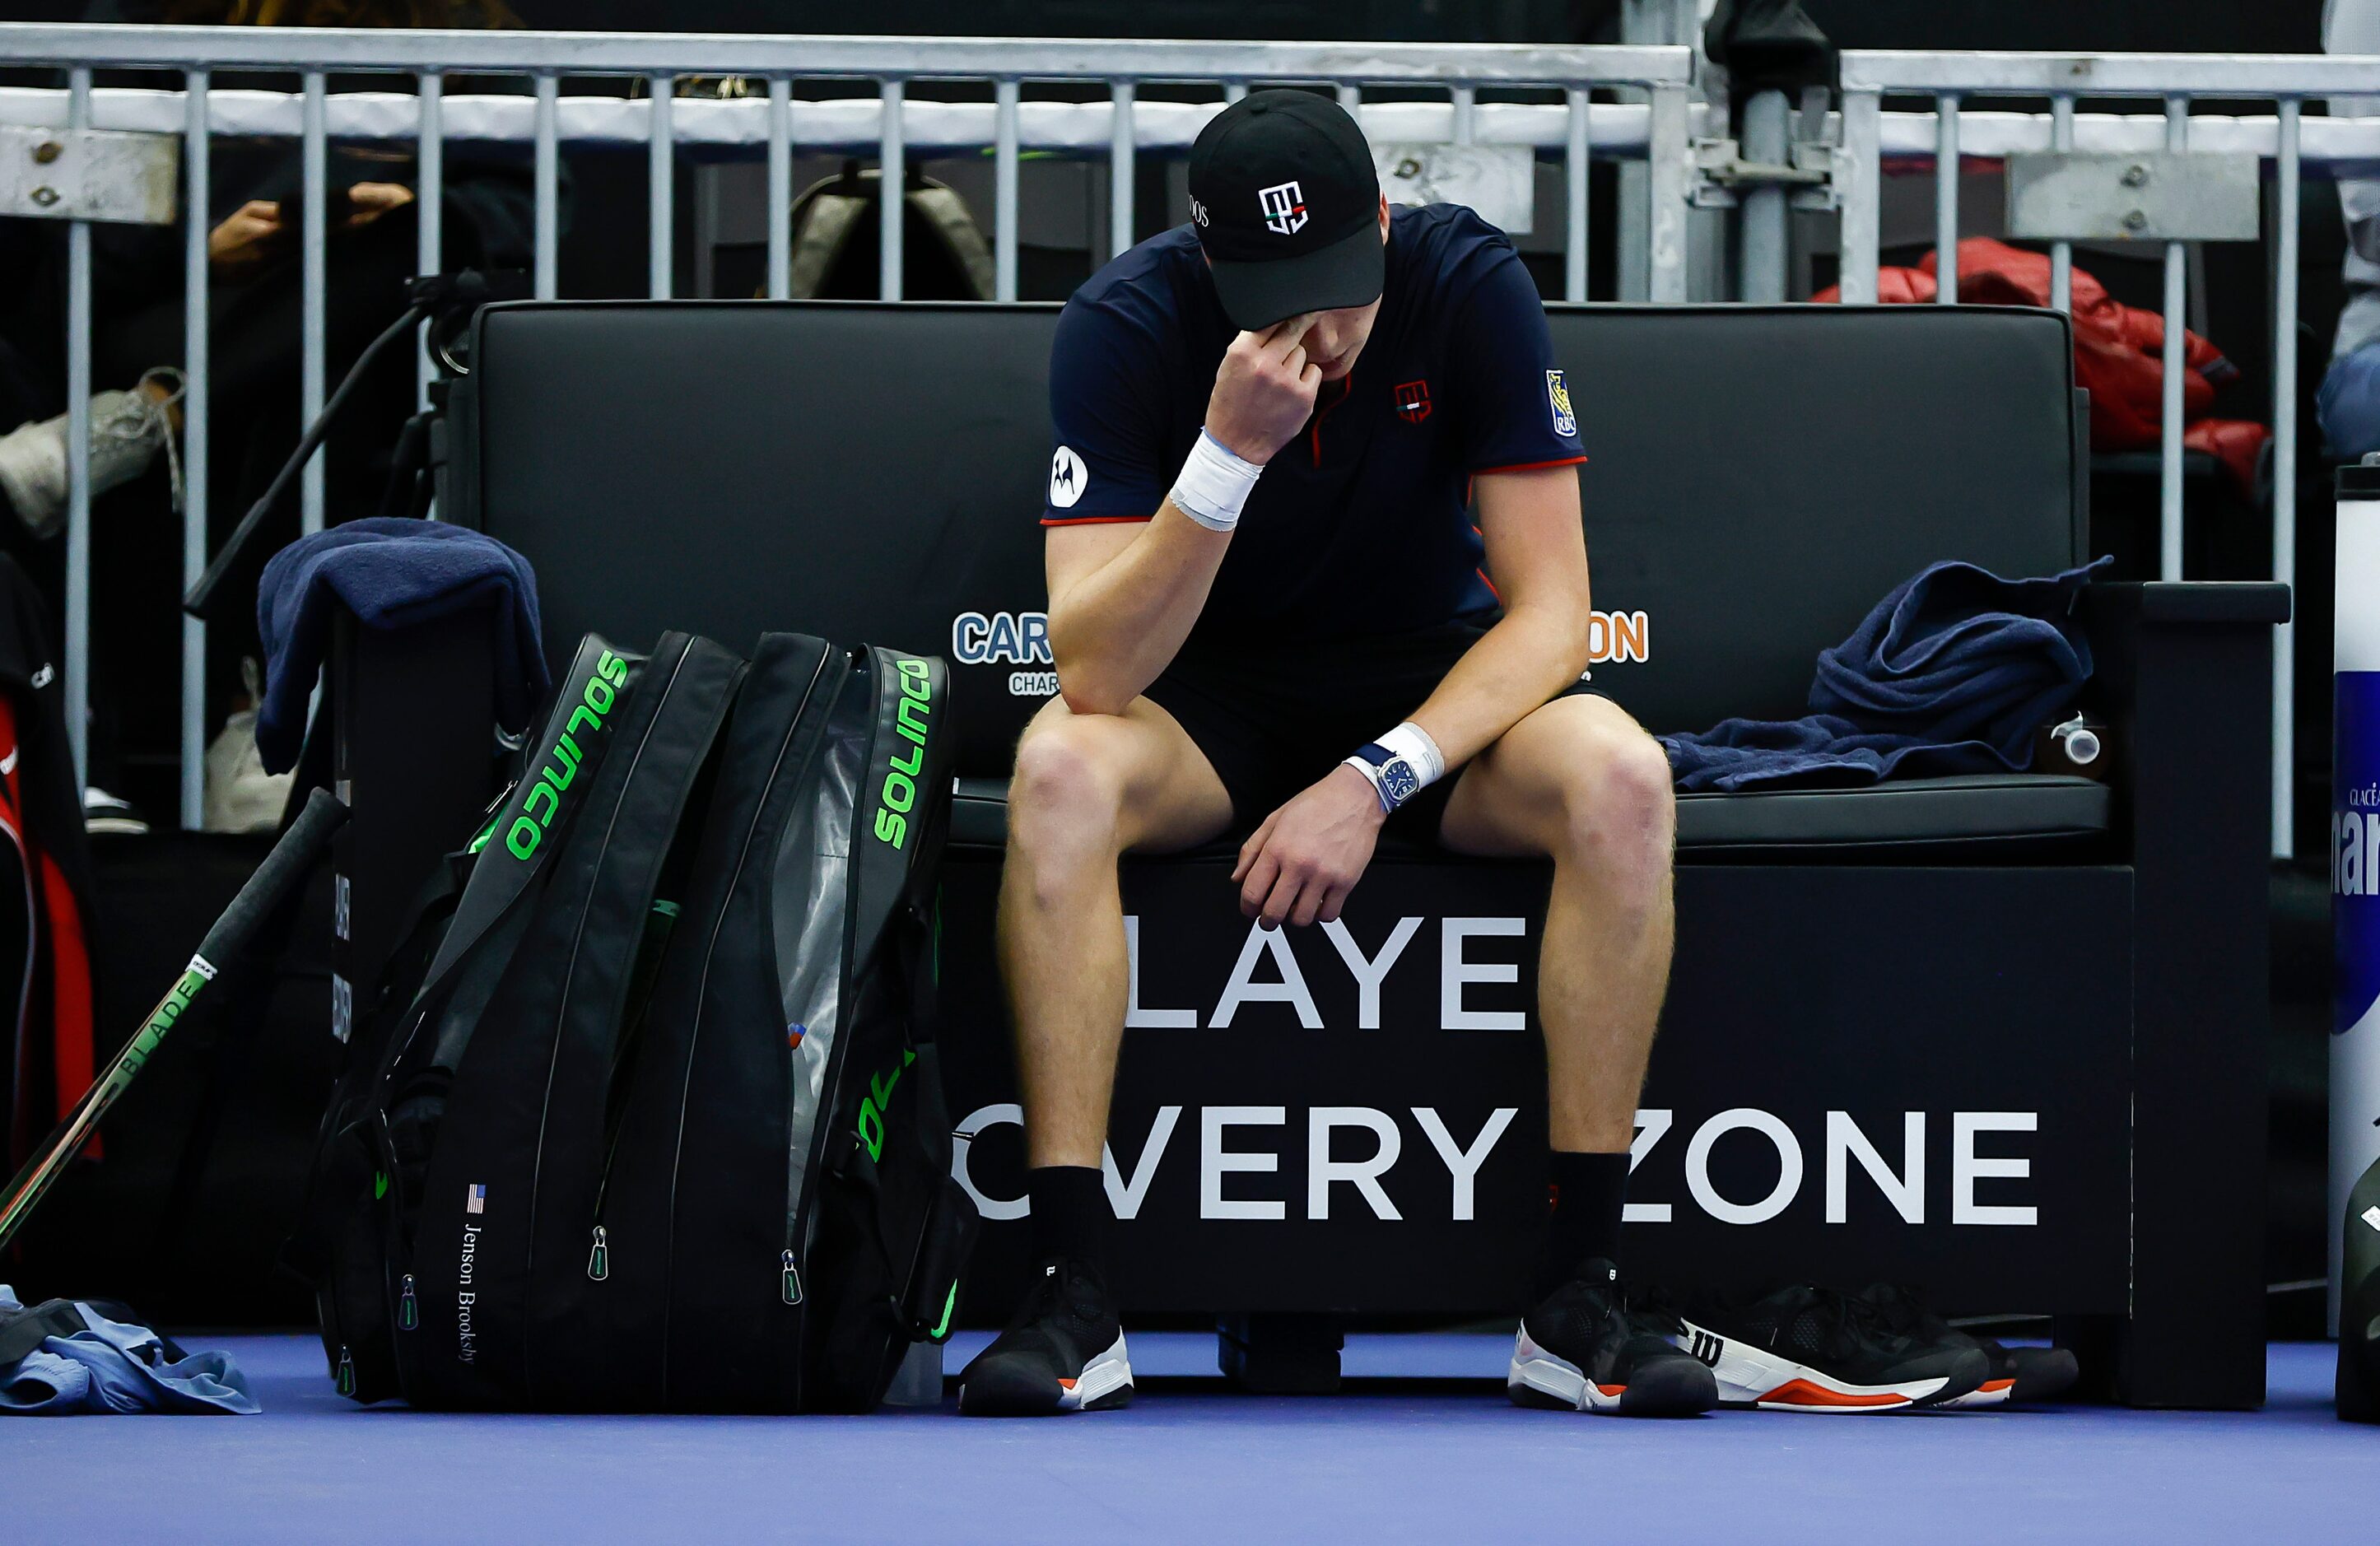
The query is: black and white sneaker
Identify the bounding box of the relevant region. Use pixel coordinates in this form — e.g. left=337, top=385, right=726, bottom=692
left=1507, top=1260, right=1718, bottom=1417
left=1856, top=1283, right=2080, bottom=1409
left=957, top=1257, right=1133, bottom=1417
left=1666, top=1283, right=1990, bottom=1413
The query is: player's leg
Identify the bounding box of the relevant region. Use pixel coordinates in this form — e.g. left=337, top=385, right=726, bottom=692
left=1001, top=694, right=1232, bottom=1168
left=1439, top=692, right=1708, bottom=1415
left=1440, top=692, right=1674, bottom=1157
left=962, top=694, right=1232, bottom=1417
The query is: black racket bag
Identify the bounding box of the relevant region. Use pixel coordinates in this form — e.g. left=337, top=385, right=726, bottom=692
left=294, top=630, right=970, bottom=1413
left=290, top=631, right=663, bottom=1404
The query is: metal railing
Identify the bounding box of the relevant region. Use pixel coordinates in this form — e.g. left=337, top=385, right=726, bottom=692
left=0, top=24, right=1695, bottom=829
left=0, top=27, right=2344, bottom=859
left=1833, top=51, right=2378, bottom=859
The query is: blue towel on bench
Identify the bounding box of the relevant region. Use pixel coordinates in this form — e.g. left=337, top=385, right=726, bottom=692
left=256, top=518, right=549, bottom=774
left=1659, top=557, right=2108, bottom=792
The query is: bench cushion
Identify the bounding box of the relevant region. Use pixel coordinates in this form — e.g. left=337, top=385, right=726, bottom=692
left=949, top=771, right=2110, bottom=856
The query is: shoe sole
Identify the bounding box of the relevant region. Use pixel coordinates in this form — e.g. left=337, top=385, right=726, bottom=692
left=958, top=1331, right=1133, bottom=1417
left=1937, top=1377, right=2017, bottom=1409
left=1674, top=1318, right=1975, bottom=1413
left=1507, top=1329, right=1717, bottom=1417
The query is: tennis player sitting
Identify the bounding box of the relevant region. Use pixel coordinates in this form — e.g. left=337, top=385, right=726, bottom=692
left=957, top=91, right=1709, bottom=1418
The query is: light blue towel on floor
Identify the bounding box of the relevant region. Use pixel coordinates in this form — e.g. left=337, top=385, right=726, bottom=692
left=0, top=1285, right=258, bottom=1415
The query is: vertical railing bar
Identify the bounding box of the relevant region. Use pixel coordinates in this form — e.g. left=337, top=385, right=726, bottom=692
left=1645, top=81, right=1689, bottom=302
left=1224, top=81, right=1249, bottom=104
left=416, top=71, right=442, bottom=409
left=994, top=77, right=1019, bottom=302
left=181, top=68, right=211, bottom=830
left=1565, top=85, right=1590, bottom=303
left=1110, top=78, right=1135, bottom=259
left=1837, top=87, right=1882, bottom=304
left=65, top=66, right=91, bottom=790
left=766, top=76, right=790, bottom=300
left=1934, top=92, right=1960, bottom=301
left=2273, top=96, right=2303, bottom=859
left=1451, top=82, right=1476, bottom=145
left=2049, top=93, right=2074, bottom=314
left=533, top=72, right=557, bottom=299
left=2161, top=94, right=2188, bottom=580
left=1336, top=82, right=1360, bottom=111
left=880, top=76, right=905, bottom=300
left=648, top=74, right=673, bottom=300
left=300, top=69, right=326, bottom=537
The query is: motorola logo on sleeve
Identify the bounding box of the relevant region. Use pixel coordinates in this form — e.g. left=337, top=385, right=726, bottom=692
left=1048, top=445, right=1088, bottom=509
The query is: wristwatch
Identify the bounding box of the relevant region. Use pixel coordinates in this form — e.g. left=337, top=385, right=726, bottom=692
left=1349, top=742, right=1423, bottom=813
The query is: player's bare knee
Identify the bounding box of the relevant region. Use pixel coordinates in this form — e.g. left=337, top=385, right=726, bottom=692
left=1553, top=719, right=1675, bottom=901
left=1008, top=714, right=1131, bottom=873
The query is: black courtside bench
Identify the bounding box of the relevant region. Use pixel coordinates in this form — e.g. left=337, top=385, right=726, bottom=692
left=375, top=298, right=2283, bottom=1409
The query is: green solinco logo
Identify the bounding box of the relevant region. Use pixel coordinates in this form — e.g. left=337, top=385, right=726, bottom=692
left=872, top=659, right=934, bottom=850
left=505, top=650, right=631, bottom=861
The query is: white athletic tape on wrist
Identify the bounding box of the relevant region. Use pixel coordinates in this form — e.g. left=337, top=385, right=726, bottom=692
left=1168, top=429, right=1264, bottom=532
left=1342, top=721, right=1446, bottom=813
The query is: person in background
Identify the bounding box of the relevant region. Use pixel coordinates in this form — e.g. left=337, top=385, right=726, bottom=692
left=2322, top=0, right=2380, bottom=459
left=0, top=0, right=538, bottom=828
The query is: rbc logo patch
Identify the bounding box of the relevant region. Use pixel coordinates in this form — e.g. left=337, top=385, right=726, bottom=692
left=1546, top=370, right=1577, bottom=438
left=1048, top=445, right=1088, bottom=509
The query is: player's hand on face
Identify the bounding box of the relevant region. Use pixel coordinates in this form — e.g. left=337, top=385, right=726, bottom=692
left=1205, top=312, right=1324, bottom=465
left=1232, top=764, right=1386, bottom=931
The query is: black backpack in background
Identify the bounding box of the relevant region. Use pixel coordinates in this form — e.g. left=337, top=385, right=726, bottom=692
left=291, top=629, right=972, bottom=1412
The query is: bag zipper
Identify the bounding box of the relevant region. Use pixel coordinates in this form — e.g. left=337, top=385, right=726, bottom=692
left=581, top=897, right=684, bottom=1283
left=780, top=650, right=906, bottom=1363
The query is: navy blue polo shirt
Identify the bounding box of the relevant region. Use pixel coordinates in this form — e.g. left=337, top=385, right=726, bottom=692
left=1041, top=203, right=1585, bottom=649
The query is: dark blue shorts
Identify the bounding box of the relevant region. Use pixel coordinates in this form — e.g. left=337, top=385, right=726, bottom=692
left=1142, top=613, right=1601, bottom=845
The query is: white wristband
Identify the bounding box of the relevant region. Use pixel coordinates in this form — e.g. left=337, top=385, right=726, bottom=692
left=1341, top=722, right=1447, bottom=813
left=1168, top=429, right=1265, bottom=533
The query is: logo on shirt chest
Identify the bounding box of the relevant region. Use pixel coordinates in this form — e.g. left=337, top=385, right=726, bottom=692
left=1393, top=379, right=1432, bottom=423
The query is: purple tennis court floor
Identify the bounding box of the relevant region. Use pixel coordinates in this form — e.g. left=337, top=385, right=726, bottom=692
left=3, top=1334, right=2370, bottom=1543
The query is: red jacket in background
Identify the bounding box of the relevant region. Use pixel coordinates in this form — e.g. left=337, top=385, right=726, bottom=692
left=1815, top=236, right=2269, bottom=496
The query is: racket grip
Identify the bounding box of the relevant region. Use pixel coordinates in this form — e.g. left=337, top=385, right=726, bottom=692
left=194, top=787, right=350, bottom=969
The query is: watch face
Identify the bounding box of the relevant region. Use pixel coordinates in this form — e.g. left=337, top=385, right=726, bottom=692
left=1381, top=760, right=1422, bottom=805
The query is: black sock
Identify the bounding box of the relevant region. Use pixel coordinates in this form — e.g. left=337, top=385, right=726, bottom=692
left=1538, top=1150, right=1630, bottom=1299
left=1027, top=1165, right=1111, bottom=1271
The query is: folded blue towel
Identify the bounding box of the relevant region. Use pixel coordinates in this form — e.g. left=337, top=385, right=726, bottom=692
left=0, top=1285, right=258, bottom=1415
left=1660, top=557, right=2108, bottom=792
left=256, top=518, right=550, bottom=774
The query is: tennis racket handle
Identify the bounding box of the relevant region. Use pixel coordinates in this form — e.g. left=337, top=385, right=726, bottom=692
left=195, top=788, right=349, bottom=969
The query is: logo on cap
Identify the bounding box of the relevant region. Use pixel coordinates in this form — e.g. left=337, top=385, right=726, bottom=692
left=1258, top=179, right=1309, bottom=236
left=1190, top=195, right=1210, bottom=228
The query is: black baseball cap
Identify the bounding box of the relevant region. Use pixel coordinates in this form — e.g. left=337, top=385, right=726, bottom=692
left=1188, top=90, right=1385, bottom=332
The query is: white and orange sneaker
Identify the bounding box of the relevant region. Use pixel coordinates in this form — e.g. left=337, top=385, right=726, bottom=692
left=1856, top=1283, right=2080, bottom=1408
left=1664, top=1283, right=1990, bottom=1413
left=957, top=1257, right=1133, bottom=1417
left=1507, top=1260, right=1718, bottom=1418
